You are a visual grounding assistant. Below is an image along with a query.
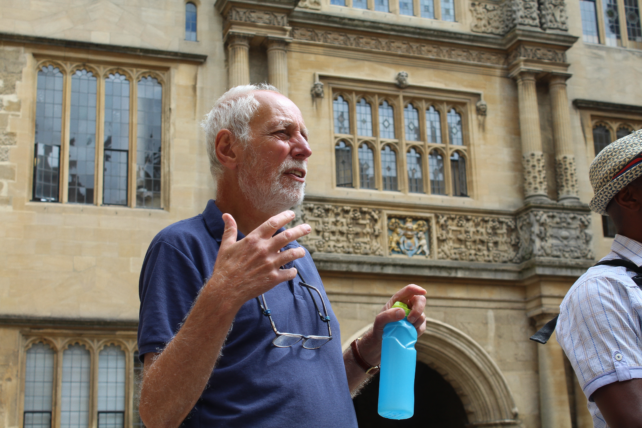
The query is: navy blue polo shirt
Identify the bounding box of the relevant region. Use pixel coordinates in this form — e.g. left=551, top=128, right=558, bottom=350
left=138, top=200, right=358, bottom=427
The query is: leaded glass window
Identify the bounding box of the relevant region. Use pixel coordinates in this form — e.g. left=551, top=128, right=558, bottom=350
left=625, top=0, right=642, bottom=42
left=68, top=69, right=97, bottom=204
left=593, top=125, right=612, bottom=155
left=407, top=148, right=423, bottom=193
left=450, top=152, right=467, bottom=197
left=359, top=144, right=376, bottom=189
left=429, top=150, right=445, bottom=195
left=331, top=0, right=346, bottom=5
left=381, top=145, right=398, bottom=191
left=33, top=65, right=63, bottom=202
left=426, top=106, right=441, bottom=143
left=581, top=0, right=600, bottom=43
left=335, top=141, right=353, bottom=188
left=447, top=109, right=463, bottom=146
left=61, top=345, right=91, bottom=428
left=97, top=346, right=126, bottom=428
left=604, top=0, right=622, bottom=46
left=353, top=0, right=368, bottom=8
left=333, top=96, right=350, bottom=134
left=617, top=127, right=633, bottom=139
left=356, top=98, right=373, bottom=137
left=420, top=0, right=435, bottom=18
left=441, top=0, right=455, bottom=21
left=185, top=3, right=197, bottom=41
left=399, top=0, right=414, bottom=15
left=379, top=101, right=395, bottom=139
left=136, top=76, right=163, bottom=209
left=404, top=104, right=420, bottom=141
left=375, top=0, right=389, bottom=12
left=103, top=73, right=130, bottom=206
left=24, top=343, right=54, bottom=428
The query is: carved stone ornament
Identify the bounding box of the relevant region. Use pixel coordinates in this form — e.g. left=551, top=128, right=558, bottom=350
left=311, top=81, right=324, bottom=98
left=297, top=0, right=322, bottom=10
left=514, top=210, right=593, bottom=261
left=227, top=8, right=288, bottom=26
left=555, top=155, right=578, bottom=198
left=436, top=215, right=519, bottom=263
left=291, top=27, right=506, bottom=66
left=395, top=71, right=409, bottom=89
left=388, top=217, right=430, bottom=257
left=476, top=100, right=488, bottom=116
left=522, top=152, right=548, bottom=197
left=507, top=45, right=566, bottom=64
left=470, top=0, right=540, bottom=35
left=294, top=204, right=384, bottom=255
left=539, top=0, right=569, bottom=31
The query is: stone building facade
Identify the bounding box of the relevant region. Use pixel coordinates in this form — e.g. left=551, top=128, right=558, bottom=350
left=0, top=0, right=641, bottom=427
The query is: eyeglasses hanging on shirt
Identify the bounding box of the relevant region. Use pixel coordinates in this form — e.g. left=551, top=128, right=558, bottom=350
left=256, top=266, right=333, bottom=349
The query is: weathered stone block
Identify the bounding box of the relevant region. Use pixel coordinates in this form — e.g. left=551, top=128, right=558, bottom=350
left=0, top=165, right=16, bottom=180
left=0, top=131, right=16, bottom=146
left=0, top=147, right=8, bottom=162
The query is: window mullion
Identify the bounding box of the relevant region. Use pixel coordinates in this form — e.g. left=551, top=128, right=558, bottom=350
left=129, top=74, right=138, bottom=208
left=398, top=95, right=407, bottom=193
left=60, top=69, right=72, bottom=204
left=125, top=348, right=133, bottom=428
left=595, top=0, right=607, bottom=44
left=96, top=71, right=106, bottom=206
left=618, top=0, right=630, bottom=46
left=53, top=347, right=63, bottom=428
left=350, top=92, right=358, bottom=189
left=440, top=104, right=452, bottom=195
left=434, top=0, right=442, bottom=20
left=90, top=344, right=99, bottom=428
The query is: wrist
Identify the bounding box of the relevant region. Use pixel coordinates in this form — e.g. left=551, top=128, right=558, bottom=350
left=354, top=330, right=381, bottom=366
left=351, top=337, right=379, bottom=375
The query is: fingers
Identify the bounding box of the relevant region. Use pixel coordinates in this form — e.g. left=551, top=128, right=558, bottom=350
left=274, top=246, right=307, bottom=268
left=219, top=213, right=238, bottom=250
left=372, top=307, right=407, bottom=336
left=406, top=294, right=426, bottom=324
left=271, top=224, right=312, bottom=250
left=387, top=284, right=427, bottom=308
left=255, top=210, right=297, bottom=239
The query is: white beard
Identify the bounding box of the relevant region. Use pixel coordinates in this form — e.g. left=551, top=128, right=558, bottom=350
left=238, top=154, right=306, bottom=216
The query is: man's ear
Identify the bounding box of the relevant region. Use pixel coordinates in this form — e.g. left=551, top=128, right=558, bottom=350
left=215, top=129, right=240, bottom=171
left=612, top=184, right=642, bottom=213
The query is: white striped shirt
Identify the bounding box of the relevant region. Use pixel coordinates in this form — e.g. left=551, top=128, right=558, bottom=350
left=557, top=234, right=642, bottom=428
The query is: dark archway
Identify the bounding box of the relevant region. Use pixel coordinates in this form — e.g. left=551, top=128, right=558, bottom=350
left=353, top=361, right=469, bottom=427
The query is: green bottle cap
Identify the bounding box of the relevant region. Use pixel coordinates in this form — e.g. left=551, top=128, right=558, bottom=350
left=392, top=301, right=411, bottom=317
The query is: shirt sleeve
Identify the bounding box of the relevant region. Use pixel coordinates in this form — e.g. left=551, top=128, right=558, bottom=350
left=137, top=240, right=205, bottom=362
left=557, top=275, right=642, bottom=401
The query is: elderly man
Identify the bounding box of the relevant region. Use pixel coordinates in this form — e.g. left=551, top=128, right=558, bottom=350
left=137, top=84, right=427, bottom=427
left=556, top=130, right=642, bottom=428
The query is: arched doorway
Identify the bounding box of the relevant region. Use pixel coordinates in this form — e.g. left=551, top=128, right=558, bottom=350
left=353, top=361, right=468, bottom=427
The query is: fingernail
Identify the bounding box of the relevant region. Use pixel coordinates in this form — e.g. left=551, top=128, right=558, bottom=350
left=408, top=315, right=417, bottom=323
left=305, top=225, right=311, bottom=233
left=397, top=309, right=405, bottom=318
left=288, top=210, right=295, bottom=218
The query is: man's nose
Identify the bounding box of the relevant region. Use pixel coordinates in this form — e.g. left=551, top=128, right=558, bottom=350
left=291, top=133, right=312, bottom=160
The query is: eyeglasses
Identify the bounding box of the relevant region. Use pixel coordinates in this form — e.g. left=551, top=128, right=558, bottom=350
left=256, top=274, right=333, bottom=350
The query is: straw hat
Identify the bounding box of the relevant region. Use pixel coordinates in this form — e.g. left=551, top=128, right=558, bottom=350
left=589, top=129, right=642, bottom=215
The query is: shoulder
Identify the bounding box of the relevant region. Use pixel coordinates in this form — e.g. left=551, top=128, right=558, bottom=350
left=562, top=262, right=637, bottom=308
left=149, top=214, right=210, bottom=255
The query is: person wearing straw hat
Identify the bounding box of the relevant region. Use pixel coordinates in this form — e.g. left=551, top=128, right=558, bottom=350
left=556, top=129, right=642, bottom=428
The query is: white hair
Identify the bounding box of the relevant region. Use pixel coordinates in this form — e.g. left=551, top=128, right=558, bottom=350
left=201, top=84, right=279, bottom=180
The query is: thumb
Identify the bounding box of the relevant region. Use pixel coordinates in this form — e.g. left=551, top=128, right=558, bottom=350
left=220, top=213, right=238, bottom=249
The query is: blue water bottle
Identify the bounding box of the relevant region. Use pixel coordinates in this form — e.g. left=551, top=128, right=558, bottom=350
left=378, top=301, right=417, bottom=420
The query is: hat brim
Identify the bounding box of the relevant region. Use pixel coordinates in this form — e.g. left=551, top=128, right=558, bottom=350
left=590, top=163, right=642, bottom=215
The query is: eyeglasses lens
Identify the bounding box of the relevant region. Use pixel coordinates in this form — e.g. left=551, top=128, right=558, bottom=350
left=302, top=337, right=331, bottom=349
left=273, top=335, right=304, bottom=348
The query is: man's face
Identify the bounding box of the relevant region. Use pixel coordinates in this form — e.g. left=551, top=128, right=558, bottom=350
left=237, top=91, right=312, bottom=216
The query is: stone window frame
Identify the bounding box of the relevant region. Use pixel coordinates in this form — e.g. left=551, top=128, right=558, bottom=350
left=327, top=0, right=460, bottom=22
left=30, top=58, right=169, bottom=210
left=19, top=332, right=141, bottom=428
left=331, top=87, right=471, bottom=197
left=580, top=0, right=642, bottom=49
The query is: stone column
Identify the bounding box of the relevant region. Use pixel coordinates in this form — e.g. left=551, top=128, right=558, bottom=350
left=534, top=315, right=573, bottom=428
left=549, top=74, right=579, bottom=204
left=227, top=34, right=251, bottom=89
left=514, top=71, right=550, bottom=203
left=266, top=38, right=289, bottom=96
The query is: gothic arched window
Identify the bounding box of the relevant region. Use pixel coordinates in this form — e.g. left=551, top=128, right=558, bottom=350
left=379, top=100, right=395, bottom=139
left=404, top=103, right=420, bottom=141
left=450, top=151, right=467, bottom=197
left=381, top=145, right=398, bottom=191
left=592, top=125, right=611, bottom=155
left=429, top=150, right=445, bottom=195
left=333, top=95, right=350, bottom=134
left=426, top=105, right=441, bottom=144
left=407, top=148, right=423, bottom=193
left=447, top=108, right=463, bottom=146
left=335, top=141, right=353, bottom=188
left=185, top=2, right=197, bottom=41
left=356, top=98, right=373, bottom=137
left=359, top=143, right=376, bottom=189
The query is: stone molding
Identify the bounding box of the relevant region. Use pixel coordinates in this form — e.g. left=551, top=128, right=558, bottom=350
left=573, top=99, right=642, bottom=115
left=291, top=27, right=506, bottom=66
left=298, top=0, right=322, bottom=10
left=555, top=155, right=578, bottom=199
left=294, top=202, right=593, bottom=266
left=227, top=7, right=289, bottom=26
left=507, top=44, right=566, bottom=64
left=522, top=152, right=548, bottom=197
left=470, top=0, right=568, bottom=35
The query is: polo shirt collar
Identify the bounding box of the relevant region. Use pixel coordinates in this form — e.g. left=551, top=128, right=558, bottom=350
left=202, top=200, right=300, bottom=250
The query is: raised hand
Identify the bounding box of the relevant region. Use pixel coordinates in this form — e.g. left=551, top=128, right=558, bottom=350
left=207, top=210, right=312, bottom=309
